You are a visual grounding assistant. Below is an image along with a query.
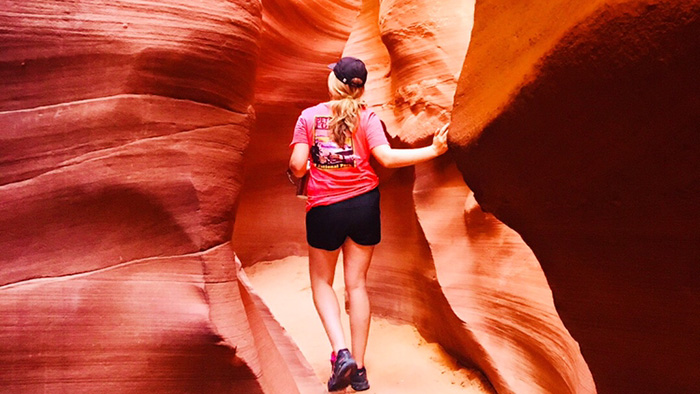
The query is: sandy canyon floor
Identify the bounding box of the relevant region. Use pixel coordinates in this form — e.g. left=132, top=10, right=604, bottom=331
left=245, top=255, right=494, bottom=393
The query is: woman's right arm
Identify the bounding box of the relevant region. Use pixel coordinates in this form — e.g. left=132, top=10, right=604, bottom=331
left=371, top=123, right=449, bottom=168
left=289, top=143, right=310, bottom=178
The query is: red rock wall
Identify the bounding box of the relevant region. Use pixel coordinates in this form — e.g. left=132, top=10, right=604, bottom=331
left=0, top=1, right=322, bottom=392
left=451, top=0, right=700, bottom=393
left=4, top=0, right=696, bottom=392
left=232, top=0, right=361, bottom=263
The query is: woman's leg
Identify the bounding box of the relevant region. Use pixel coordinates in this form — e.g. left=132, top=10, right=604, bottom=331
left=308, top=245, right=347, bottom=352
left=342, top=238, right=374, bottom=368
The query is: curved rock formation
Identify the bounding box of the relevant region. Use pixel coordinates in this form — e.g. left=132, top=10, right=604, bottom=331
left=1, top=1, right=322, bottom=392
left=451, top=0, right=700, bottom=393
left=412, top=160, right=595, bottom=394
left=4, top=0, right=696, bottom=392
left=232, top=0, right=361, bottom=263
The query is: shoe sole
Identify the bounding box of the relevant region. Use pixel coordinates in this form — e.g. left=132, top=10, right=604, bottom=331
left=351, top=382, right=370, bottom=391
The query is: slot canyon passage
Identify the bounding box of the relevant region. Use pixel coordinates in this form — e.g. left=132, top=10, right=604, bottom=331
left=0, top=0, right=698, bottom=393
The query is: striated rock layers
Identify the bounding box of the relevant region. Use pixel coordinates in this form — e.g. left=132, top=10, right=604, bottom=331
left=4, top=0, right=696, bottom=393
left=1, top=1, right=322, bottom=393
left=451, top=0, right=700, bottom=393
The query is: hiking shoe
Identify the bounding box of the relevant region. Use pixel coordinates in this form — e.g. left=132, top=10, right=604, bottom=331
left=351, top=367, right=370, bottom=391
left=327, top=349, right=357, bottom=392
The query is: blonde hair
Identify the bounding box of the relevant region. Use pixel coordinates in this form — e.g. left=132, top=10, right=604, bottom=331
left=327, top=72, right=366, bottom=147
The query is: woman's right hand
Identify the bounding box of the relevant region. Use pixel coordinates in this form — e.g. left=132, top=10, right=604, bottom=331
left=432, top=123, right=449, bottom=155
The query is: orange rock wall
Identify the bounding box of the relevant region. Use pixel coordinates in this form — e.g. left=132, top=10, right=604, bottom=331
left=3, top=0, right=697, bottom=392
left=451, top=0, right=700, bottom=393
left=0, top=1, right=322, bottom=392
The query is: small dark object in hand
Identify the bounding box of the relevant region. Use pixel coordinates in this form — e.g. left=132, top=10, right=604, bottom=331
left=286, top=169, right=309, bottom=198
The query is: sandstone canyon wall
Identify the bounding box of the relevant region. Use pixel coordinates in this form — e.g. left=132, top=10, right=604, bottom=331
left=232, top=0, right=362, bottom=263
left=0, top=1, right=323, bottom=393
left=2, top=0, right=697, bottom=393
left=451, top=0, right=700, bottom=393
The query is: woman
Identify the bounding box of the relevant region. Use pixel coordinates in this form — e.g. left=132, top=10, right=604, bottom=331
left=289, top=57, right=449, bottom=392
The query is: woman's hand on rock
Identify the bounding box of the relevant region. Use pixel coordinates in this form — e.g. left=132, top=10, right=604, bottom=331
left=432, top=123, right=449, bottom=155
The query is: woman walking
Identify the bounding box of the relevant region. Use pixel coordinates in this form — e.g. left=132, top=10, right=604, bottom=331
left=289, top=57, right=449, bottom=392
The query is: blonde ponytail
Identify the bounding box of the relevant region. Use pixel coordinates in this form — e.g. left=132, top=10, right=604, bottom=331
left=327, top=72, right=366, bottom=147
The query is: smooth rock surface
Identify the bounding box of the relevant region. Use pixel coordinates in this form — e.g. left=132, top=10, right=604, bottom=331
left=1, top=1, right=322, bottom=392
left=4, top=0, right=697, bottom=392
left=413, top=159, right=595, bottom=394
left=451, top=0, right=700, bottom=392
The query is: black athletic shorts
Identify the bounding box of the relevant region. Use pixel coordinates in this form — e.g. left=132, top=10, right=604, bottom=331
left=306, top=188, right=381, bottom=251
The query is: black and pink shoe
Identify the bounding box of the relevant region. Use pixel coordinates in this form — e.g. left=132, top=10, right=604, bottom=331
left=327, top=349, right=357, bottom=392
left=350, top=366, right=370, bottom=391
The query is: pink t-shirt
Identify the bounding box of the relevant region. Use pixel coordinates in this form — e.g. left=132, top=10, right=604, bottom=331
left=290, top=102, right=389, bottom=210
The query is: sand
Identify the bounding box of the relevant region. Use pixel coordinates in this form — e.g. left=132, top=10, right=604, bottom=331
left=244, top=255, right=493, bottom=394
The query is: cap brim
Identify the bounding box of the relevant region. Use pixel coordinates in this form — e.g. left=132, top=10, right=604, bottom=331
left=327, top=62, right=336, bottom=70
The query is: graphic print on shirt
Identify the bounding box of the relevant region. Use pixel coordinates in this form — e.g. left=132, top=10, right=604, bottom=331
left=311, top=115, right=356, bottom=170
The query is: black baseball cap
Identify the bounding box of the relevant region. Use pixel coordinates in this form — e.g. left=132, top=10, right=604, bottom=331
left=328, top=57, right=367, bottom=88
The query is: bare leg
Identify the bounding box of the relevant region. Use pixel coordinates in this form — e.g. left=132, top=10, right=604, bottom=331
left=308, top=245, right=347, bottom=353
left=342, top=238, right=374, bottom=369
